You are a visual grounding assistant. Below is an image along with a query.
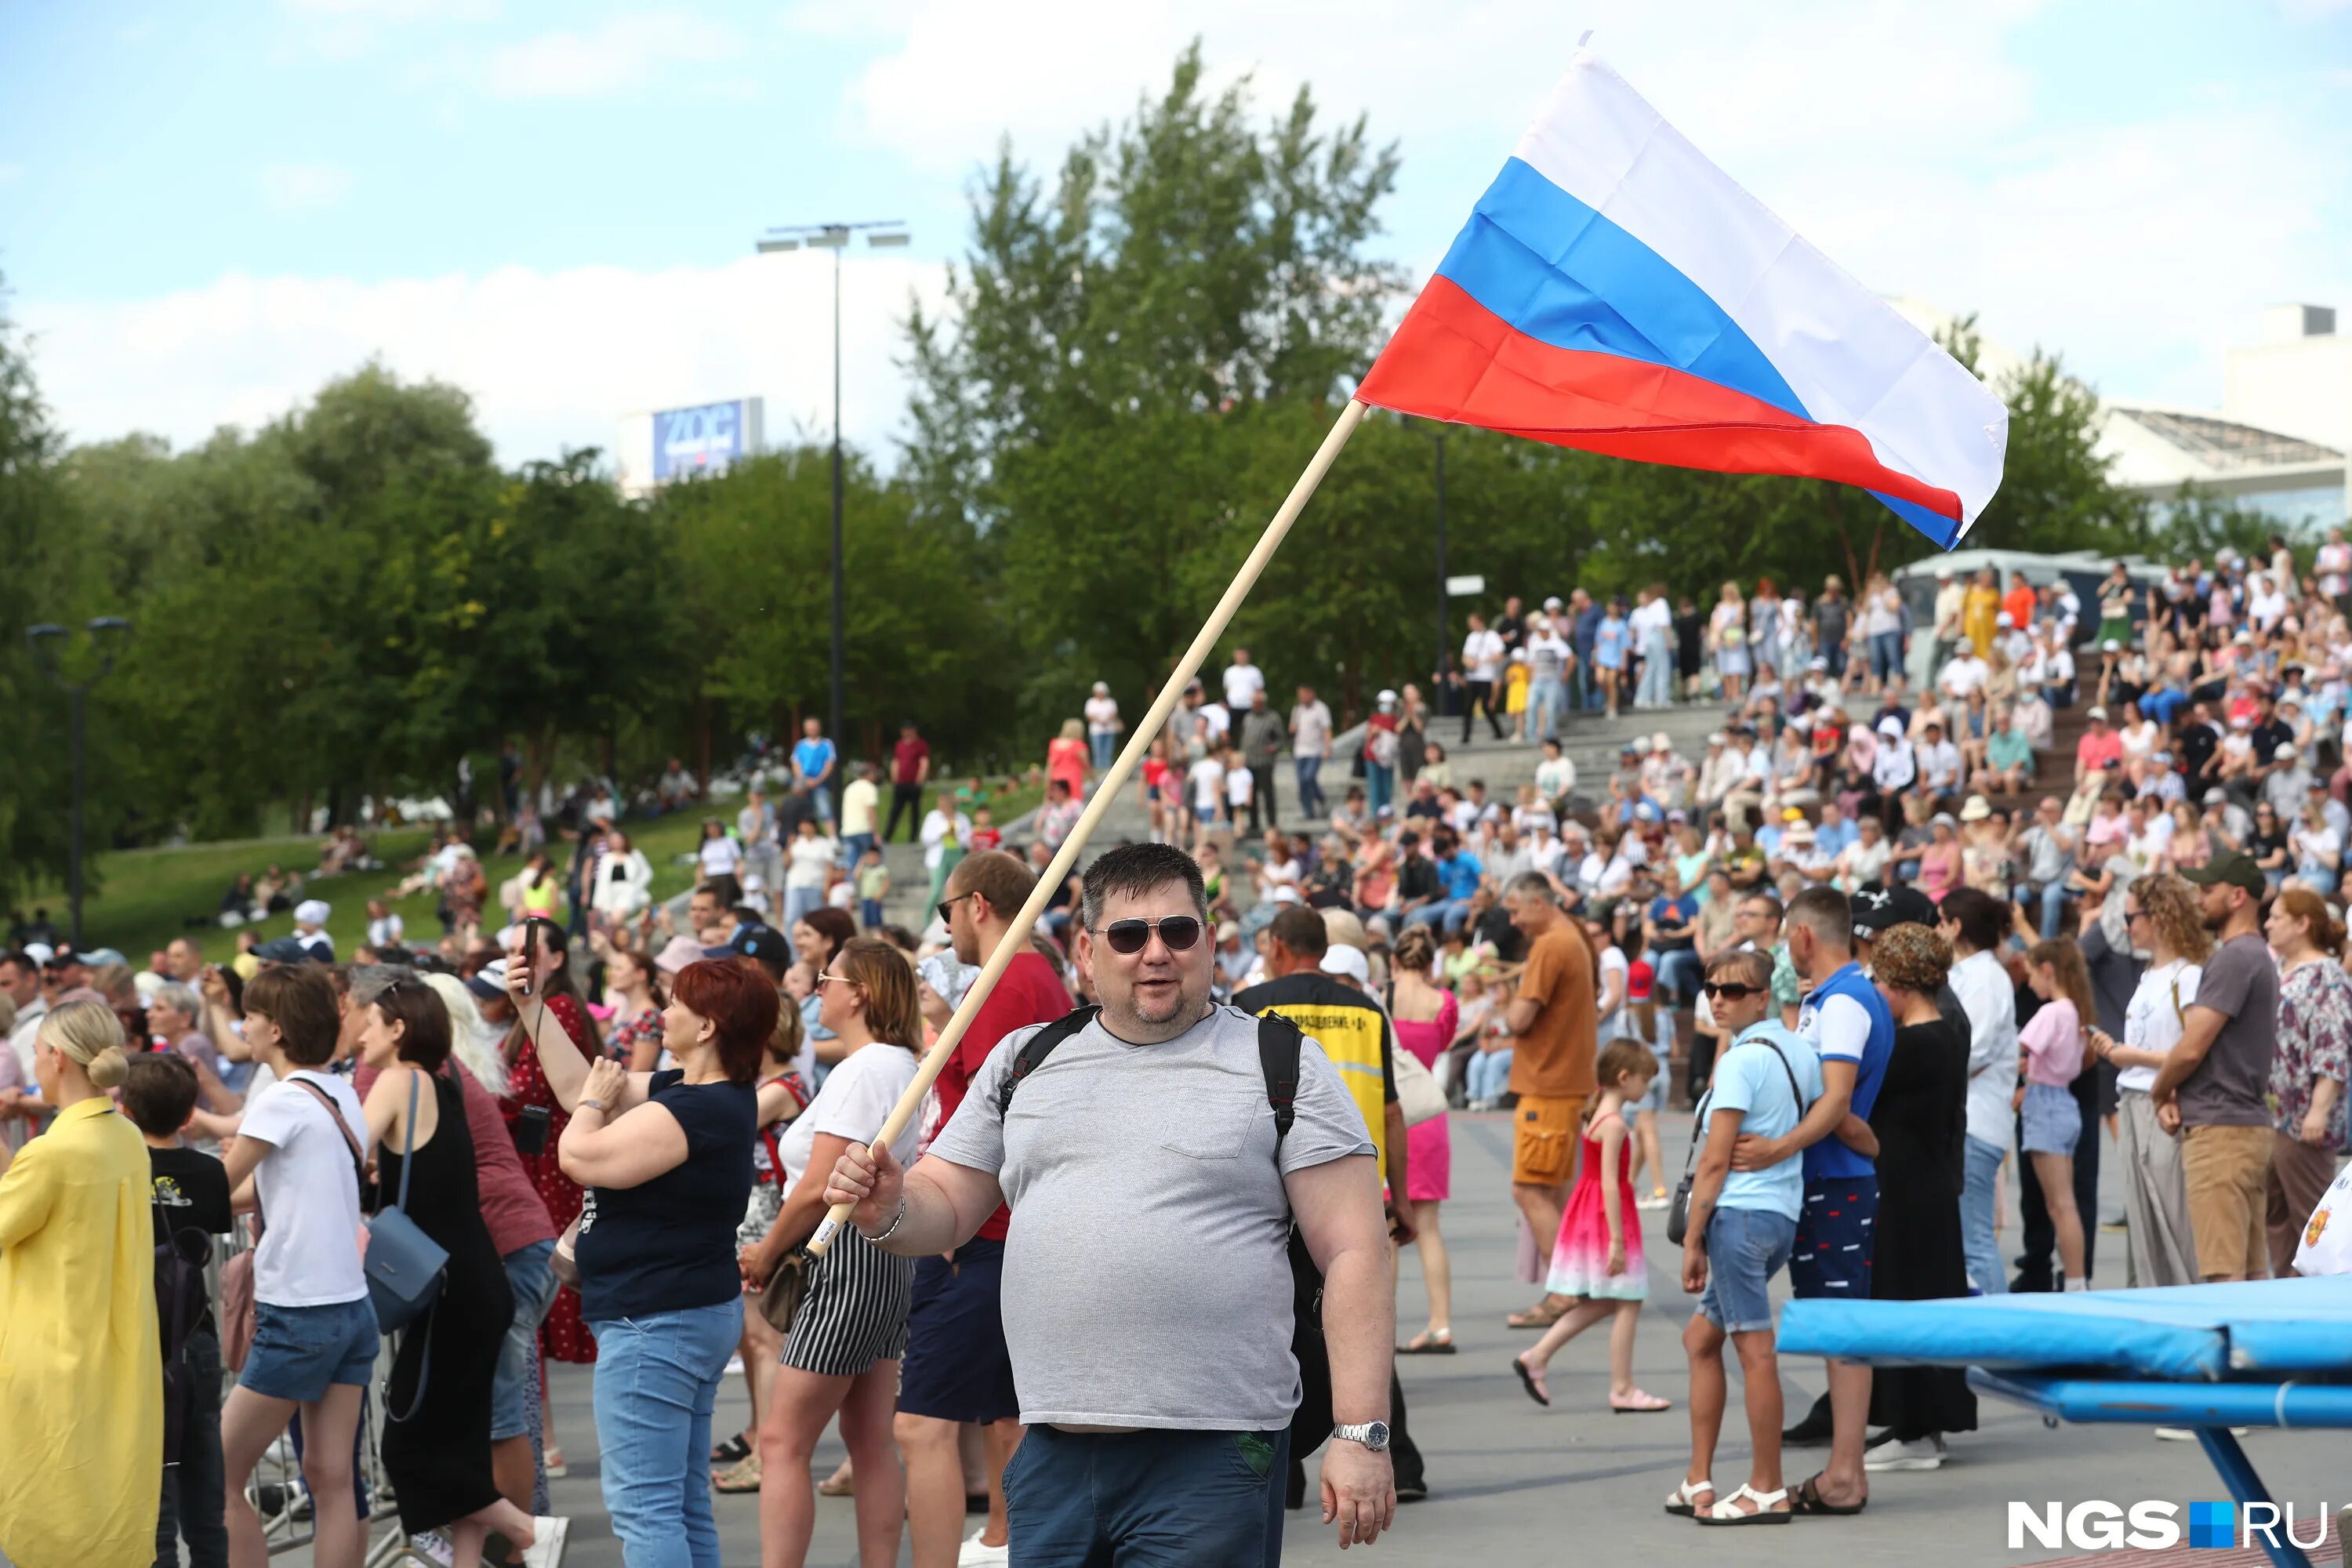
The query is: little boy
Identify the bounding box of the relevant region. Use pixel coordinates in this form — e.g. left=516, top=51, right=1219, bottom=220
left=125, top=1053, right=234, bottom=1567
left=969, top=803, right=1004, bottom=853
left=855, top=846, right=890, bottom=931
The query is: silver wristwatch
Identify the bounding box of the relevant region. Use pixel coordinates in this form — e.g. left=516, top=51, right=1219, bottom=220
left=1330, top=1421, right=1391, bottom=1453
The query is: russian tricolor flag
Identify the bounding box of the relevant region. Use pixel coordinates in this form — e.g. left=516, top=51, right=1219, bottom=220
left=1357, top=45, right=2008, bottom=548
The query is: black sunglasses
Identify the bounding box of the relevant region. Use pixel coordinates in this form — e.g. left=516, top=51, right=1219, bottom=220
left=1702, top=982, right=1762, bottom=1000
left=936, top=891, right=976, bottom=926
left=1094, top=916, right=1205, bottom=955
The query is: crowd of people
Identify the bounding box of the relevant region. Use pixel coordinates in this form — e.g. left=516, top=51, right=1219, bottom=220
left=5, top=525, right=2352, bottom=1565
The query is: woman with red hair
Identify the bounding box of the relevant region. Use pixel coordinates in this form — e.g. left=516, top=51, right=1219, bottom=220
left=506, top=952, right=776, bottom=1568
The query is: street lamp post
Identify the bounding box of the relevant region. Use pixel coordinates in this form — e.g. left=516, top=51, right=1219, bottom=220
left=754, top=220, right=909, bottom=760
left=26, top=616, right=132, bottom=948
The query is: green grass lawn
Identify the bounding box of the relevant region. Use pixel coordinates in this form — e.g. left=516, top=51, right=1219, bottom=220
left=24, top=776, right=1048, bottom=966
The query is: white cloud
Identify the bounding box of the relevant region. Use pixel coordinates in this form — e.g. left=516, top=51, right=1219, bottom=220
left=18, top=252, right=946, bottom=472
left=481, top=9, right=739, bottom=99
left=818, top=0, right=2350, bottom=407
left=258, top=163, right=355, bottom=211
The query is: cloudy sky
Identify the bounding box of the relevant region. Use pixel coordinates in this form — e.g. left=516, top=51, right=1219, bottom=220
left=3, top=0, right=2348, bottom=466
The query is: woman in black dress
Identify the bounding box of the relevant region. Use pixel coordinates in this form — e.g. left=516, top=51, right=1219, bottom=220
left=361, top=978, right=561, bottom=1567
left=1860, top=924, right=1977, bottom=1471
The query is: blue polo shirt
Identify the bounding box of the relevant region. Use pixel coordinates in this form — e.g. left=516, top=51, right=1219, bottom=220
left=1795, top=960, right=1893, bottom=1181
left=793, top=736, right=837, bottom=783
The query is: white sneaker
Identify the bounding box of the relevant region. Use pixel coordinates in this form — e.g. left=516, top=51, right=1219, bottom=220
left=724, top=1356, right=745, bottom=1375
left=958, top=1530, right=1011, bottom=1566
left=1864, top=1436, right=1945, bottom=1472
left=408, top=1532, right=456, bottom=1568
left=1635, top=1191, right=1671, bottom=1211
left=521, top=1515, right=570, bottom=1568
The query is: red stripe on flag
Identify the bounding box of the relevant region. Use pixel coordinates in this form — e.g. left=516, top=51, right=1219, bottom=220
left=1358, top=276, right=1964, bottom=521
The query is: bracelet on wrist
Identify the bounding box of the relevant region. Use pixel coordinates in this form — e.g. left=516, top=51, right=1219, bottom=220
left=577, top=1098, right=608, bottom=1113
left=862, top=1198, right=908, bottom=1244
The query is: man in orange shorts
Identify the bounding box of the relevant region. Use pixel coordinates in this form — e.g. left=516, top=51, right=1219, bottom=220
left=1493, top=873, right=1599, bottom=1327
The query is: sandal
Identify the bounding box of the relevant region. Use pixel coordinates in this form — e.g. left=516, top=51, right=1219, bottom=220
left=713, top=1454, right=762, bottom=1494
left=817, top=1462, right=854, bottom=1498
left=711, top=1432, right=752, bottom=1465
left=1399, top=1329, right=1457, bottom=1356
left=1698, top=1484, right=1791, bottom=1525
left=1510, top=1356, right=1551, bottom=1408
left=1791, top=1472, right=1867, bottom=1516
left=1505, top=1302, right=1565, bottom=1330
left=543, top=1446, right=568, bottom=1480
left=1664, top=1478, right=1715, bottom=1518
left=1610, top=1388, right=1671, bottom=1414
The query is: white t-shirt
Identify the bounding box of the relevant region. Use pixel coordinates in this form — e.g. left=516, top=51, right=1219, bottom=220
left=786, top=833, right=834, bottom=891
left=1221, top=662, right=1265, bottom=712
left=1461, top=629, right=1504, bottom=681
left=366, top=912, right=405, bottom=948
left=1938, top=656, right=1989, bottom=699
left=1084, top=695, right=1121, bottom=737
left=1189, top=757, right=1226, bottom=809
left=2318, top=543, right=2351, bottom=598
left=775, top=1042, right=921, bottom=1192
left=2121, top=959, right=2201, bottom=1094
left=241, top=1069, right=369, bottom=1307
left=1226, top=766, right=1254, bottom=808
left=699, top=835, right=745, bottom=880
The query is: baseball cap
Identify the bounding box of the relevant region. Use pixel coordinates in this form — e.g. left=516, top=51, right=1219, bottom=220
left=1850, top=882, right=1939, bottom=938
left=2278, top=743, right=2300, bottom=761
left=253, top=937, right=314, bottom=964
left=465, top=960, right=508, bottom=1002
left=1996, top=611, right=2014, bottom=627
left=654, top=935, right=705, bottom=975
left=706, top=924, right=786, bottom=963
left=2182, top=853, right=2264, bottom=898
left=1319, top=944, right=1371, bottom=985
left=2087, top=706, right=2110, bottom=722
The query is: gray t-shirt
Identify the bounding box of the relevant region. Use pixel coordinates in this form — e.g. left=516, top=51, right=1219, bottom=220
left=923, top=1004, right=1373, bottom=1431
left=2179, top=932, right=2279, bottom=1128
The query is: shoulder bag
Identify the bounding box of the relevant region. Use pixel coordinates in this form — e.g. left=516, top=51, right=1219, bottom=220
left=1666, top=1036, right=1809, bottom=1247
left=363, top=1070, right=450, bottom=1336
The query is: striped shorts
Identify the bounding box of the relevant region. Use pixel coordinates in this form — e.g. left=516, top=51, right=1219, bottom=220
left=782, top=1223, right=915, bottom=1377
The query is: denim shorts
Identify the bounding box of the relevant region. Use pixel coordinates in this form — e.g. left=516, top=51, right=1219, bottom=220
left=493, top=1239, right=562, bottom=1440
left=2020, top=1081, right=2083, bottom=1156
left=1695, top=1206, right=1795, bottom=1334
left=241, top=1296, right=380, bottom=1403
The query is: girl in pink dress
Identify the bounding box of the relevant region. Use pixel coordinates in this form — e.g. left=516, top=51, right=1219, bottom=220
left=1511, top=1040, right=1671, bottom=1412
left=1388, top=927, right=1457, bottom=1354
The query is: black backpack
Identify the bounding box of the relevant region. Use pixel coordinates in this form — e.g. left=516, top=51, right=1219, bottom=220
left=152, top=1199, right=212, bottom=1466
left=996, top=1005, right=1332, bottom=1436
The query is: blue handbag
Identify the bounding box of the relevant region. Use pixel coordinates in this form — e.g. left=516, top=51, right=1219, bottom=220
left=363, top=1070, right=448, bottom=1335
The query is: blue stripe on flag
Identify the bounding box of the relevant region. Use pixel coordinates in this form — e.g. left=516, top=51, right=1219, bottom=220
left=1434, top=158, right=1811, bottom=423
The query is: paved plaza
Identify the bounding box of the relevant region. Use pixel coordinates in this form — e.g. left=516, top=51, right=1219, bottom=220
left=504, top=1109, right=2345, bottom=1567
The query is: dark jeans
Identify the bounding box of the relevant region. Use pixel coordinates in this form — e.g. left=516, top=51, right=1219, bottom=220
left=2013, top=1066, right=2107, bottom=1290
left=1295, top=756, right=1327, bottom=820
left=1461, top=680, right=1504, bottom=742
left=884, top=783, right=924, bottom=842
left=1248, top=764, right=1279, bottom=833
left=1007, top=1424, right=1287, bottom=1566
left=158, top=1329, right=227, bottom=1568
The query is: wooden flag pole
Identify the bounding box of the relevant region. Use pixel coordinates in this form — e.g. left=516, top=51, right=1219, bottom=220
left=808, top=397, right=1368, bottom=1254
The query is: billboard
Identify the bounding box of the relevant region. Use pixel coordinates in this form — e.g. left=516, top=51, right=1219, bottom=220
left=619, top=398, right=766, bottom=492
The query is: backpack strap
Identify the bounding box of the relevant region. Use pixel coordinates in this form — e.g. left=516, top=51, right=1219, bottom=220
left=996, top=1004, right=1102, bottom=1117
left=1255, top=1012, right=1304, bottom=1145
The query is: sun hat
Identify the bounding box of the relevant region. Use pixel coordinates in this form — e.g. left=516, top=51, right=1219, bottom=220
left=1959, top=795, right=1992, bottom=823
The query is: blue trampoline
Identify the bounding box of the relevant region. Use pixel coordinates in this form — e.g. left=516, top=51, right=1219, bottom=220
left=1780, top=1278, right=2352, bottom=1568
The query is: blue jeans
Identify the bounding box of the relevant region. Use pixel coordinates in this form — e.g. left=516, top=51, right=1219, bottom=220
left=494, top=1240, right=561, bottom=1440
left=2016, top=882, right=2069, bottom=940
left=782, top=884, right=825, bottom=946
left=1528, top=677, right=1565, bottom=742
left=841, top=831, right=875, bottom=870
left=1654, top=947, right=1704, bottom=1004
left=1467, top=1048, right=1514, bottom=1103
left=860, top=898, right=884, bottom=929
left=1962, top=1134, right=2009, bottom=1296
left=1406, top=897, right=1474, bottom=935
left=1091, top=732, right=1116, bottom=769
left=1365, top=761, right=1394, bottom=818
left=1294, top=755, right=1327, bottom=819
left=1870, top=630, right=1904, bottom=680
left=590, top=1298, right=743, bottom=1568
left=1006, top=1424, right=1287, bottom=1566
left=1637, top=630, right=1675, bottom=707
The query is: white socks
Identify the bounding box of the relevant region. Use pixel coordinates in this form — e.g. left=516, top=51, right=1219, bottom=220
left=2063, top=1277, right=2089, bottom=1292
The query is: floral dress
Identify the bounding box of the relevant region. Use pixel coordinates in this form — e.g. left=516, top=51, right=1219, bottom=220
left=2272, top=961, right=2352, bottom=1145
left=501, top=989, right=597, bottom=1362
